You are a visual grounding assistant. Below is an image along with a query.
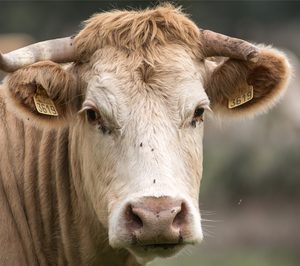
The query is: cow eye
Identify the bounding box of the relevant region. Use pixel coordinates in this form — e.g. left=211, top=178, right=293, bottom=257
left=191, top=107, right=205, bottom=128
left=86, top=109, right=99, bottom=124
left=194, top=107, right=205, bottom=117
left=85, top=109, right=110, bottom=134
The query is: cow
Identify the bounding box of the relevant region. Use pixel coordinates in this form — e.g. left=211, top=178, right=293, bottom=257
left=0, top=4, right=291, bottom=266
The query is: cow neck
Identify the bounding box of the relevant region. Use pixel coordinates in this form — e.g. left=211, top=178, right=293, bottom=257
left=0, top=102, right=137, bottom=265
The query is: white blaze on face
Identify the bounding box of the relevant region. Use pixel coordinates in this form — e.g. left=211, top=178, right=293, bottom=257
left=78, top=46, right=209, bottom=254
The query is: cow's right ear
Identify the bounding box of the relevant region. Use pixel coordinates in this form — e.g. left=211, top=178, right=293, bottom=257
left=6, top=61, right=80, bottom=123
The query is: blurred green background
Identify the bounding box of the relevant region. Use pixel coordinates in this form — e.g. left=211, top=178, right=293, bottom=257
left=1, top=1, right=299, bottom=265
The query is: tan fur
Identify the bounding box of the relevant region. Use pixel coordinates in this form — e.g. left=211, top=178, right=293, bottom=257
left=74, top=4, right=203, bottom=64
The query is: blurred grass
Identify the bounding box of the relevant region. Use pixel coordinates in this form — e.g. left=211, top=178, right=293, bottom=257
left=150, top=250, right=299, bottom=266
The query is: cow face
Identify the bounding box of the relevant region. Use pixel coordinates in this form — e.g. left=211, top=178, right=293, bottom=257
left=77, top=46, right=207, bottom=261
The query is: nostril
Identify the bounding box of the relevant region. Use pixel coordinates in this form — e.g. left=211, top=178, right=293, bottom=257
left=125, top=204, right=143, bottom=231
left=172, top=202, right=188, bottom=229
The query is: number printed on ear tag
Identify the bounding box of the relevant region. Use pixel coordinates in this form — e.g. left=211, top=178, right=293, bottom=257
left=33, top=89, right=59, bottom=116
left=228, top=86, right=254, bottom=109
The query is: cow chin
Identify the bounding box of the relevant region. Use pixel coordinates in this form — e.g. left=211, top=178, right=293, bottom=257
left=108, top=195, right=203, bottom=262
left=127, top=244, right=185, bottom=264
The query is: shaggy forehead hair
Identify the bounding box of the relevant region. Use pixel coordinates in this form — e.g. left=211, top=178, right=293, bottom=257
left=74, top=4, right=203, bottom=63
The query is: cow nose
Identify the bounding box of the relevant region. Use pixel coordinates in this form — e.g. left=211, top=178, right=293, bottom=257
left=124, top=197, right=188, bottom=245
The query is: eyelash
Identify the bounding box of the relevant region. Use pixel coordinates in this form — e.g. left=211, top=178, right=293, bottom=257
left=191, top=107, right=205, bottom=128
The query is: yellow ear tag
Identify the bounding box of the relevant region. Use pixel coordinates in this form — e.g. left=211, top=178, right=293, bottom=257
left=33, top=88, right=59, bottom=116
left=228, top=86, right=254, bottom=109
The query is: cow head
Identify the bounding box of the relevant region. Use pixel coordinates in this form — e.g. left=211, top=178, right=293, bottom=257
left=1, top=4, right=290, bottom=264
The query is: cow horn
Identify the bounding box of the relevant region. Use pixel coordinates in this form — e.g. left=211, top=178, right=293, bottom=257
left=0, top=36, right=76, bottom=72
left=200, top=29, right=259, bottom=62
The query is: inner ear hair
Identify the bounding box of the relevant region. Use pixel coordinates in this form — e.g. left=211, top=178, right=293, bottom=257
left=7, top=61, right=79, bottom=120
left=205, top=46, right=291, bottom=118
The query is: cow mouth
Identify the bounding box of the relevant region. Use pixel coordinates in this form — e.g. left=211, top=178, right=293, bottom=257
left=128, top=242, right=185, bottom=259
left=140, top=243, right=179, bottom=250
left=130, top=234, right=184, bottom=252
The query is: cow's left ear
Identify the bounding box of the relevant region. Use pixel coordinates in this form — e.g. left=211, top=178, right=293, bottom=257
left=7, top=61, right=80, bottom=122
left=204, top=46, right=291, bottom=118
